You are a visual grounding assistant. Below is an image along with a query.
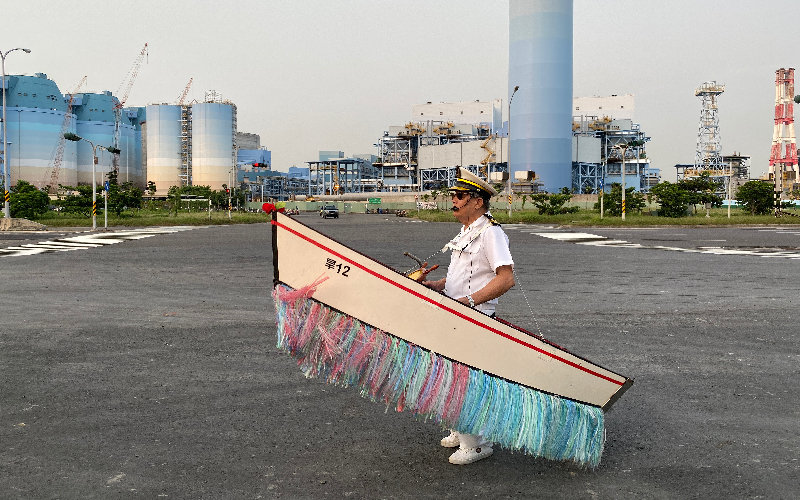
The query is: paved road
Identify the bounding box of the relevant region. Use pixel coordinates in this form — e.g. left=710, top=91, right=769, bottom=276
left=1, top=215, right=798, bottom=499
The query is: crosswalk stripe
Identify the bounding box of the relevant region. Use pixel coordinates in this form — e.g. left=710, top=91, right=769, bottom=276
left=0, top=226, right=202, bottom=258
left=505, top=227, right=800, bottom=260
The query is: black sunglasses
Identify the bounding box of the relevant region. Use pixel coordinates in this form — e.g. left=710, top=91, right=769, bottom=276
left=451, top=191, right=473, bottom=200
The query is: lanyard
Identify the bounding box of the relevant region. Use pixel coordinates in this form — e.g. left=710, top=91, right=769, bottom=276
left=442, top=219, right=492, bottom=254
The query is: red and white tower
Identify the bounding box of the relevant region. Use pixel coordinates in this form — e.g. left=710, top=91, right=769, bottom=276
left=769, top=68, right=798, bottom=195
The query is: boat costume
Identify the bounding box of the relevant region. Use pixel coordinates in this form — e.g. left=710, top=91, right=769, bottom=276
left=270, top=169, right=632, bottom=468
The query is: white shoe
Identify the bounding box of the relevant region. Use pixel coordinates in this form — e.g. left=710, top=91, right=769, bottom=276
left=448, top=444, right=493, bottom=465
left=440, top=431, right=460, bottom=448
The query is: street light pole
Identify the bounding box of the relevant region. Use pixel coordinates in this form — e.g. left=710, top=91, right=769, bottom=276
left=728, top=164, right=732, bottom=219
left=508, top=85, right=519, bottom=219
left=614, top=143, right=628, bottom=221
left=228, top=166, right=233, bottom=220
left=92, top=151, right=98, bottom=229
left=621, top=145, right=626, bottom=221
left=1, top=47, right=32, bottom=218
left=63, top=132, right=117, bottom=230
left=613, top=139, right=645, bottom=221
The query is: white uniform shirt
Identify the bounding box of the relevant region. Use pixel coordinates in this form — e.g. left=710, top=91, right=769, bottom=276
left=444, top=215, right=514, bottom=316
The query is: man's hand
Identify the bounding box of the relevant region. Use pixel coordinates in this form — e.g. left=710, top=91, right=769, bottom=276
left=415, top=261, right=439, bottom=282
left=422, top=275, right=446, bottom=292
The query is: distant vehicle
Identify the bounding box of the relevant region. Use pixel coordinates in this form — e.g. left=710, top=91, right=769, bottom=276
left=320, top=205, right=339, bottom=219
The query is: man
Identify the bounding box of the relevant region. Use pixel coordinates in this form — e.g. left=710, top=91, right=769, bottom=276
left=420, top=167, right=515, bottom=465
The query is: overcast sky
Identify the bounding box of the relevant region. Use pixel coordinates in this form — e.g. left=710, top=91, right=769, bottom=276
left=3, top=0, right=797, bottom=181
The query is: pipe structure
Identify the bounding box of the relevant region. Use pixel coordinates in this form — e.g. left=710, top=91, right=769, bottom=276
left=508, top=0, right=573, bottom=192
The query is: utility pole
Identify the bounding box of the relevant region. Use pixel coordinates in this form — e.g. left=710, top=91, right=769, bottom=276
left=2, top=47, right=32, bottom=218
left=508, top=85, right=519, bottom=219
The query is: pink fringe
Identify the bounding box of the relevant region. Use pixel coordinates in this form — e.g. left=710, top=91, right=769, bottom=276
left=278, top=275, right=329, bottom=302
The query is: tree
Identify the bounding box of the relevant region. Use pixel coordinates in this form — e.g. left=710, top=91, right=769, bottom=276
left=678, top=172, right=722, bottom=213
left=210, top=189, right=227, bottom=210
left=595, top=183, right=646, bottom=216
left=736, top=180, right=775, bottom=215
left=146, top=180, right=157, bottom=196
left=530, top=192, right=580, bottom=215
left=106, top=170, right=143, bottom=216
left=57, top=185, right=94, bottom=218
left=647, top=181, right=691, bottom=217
left=9, top=180, right=50, bottom=219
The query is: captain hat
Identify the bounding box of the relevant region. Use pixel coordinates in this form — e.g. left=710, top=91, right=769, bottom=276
left=448, top=167, right=498, bottom=197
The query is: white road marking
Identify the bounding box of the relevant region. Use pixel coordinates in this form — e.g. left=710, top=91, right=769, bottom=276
left=0, top=226, right=201, bottom=258
left=510, top=228, right=800, bottom=260
left=107, top=473, right=126, bottom=484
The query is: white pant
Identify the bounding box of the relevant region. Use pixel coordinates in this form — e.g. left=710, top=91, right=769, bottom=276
left=456, top=431, right=486, bottom=448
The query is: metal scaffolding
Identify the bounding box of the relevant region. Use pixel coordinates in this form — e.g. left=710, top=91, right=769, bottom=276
left=570, top=116, right=654, bottom=193
left=246, top=174, right=310, bottom=202
left=418, top=164, right=507, bottom=191
left=374, top=121, right=495, bottom=192
left=179, top=105, right=192, bottom=187
left=694, top=81, right=725, bottom=173
left=307, top=158, right=381, bottom=196
left=676, top=153, right=751, bottom=195
left=573, top=162, right=602, bottom=194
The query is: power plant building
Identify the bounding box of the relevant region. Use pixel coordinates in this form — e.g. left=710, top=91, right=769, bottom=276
left=412, top=101, right=502, bottom=133
left=0, top=69, right=247, bottom=196
left=573, top=95, right=635, bottom=122
left=0, top=73, right=143, bottom=191
left=571, top=95, right=659, bottom=194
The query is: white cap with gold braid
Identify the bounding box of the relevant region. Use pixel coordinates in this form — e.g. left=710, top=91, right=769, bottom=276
left=448, top=167, right=498, bottom=197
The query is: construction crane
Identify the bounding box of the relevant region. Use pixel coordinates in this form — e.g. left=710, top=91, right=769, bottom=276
left=112, top=42, right=148, bottom=174
left=176, top=78, right=193, bottom=105
left=41, top=76, right=88, bottom=194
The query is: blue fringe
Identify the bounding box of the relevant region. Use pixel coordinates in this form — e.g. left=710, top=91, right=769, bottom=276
left=273, top=284, right=605, bottom=467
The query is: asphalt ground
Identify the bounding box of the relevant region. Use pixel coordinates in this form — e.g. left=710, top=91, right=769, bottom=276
left=1, top=215, right=799, bottom=499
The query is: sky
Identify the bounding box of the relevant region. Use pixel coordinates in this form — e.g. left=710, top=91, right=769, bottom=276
left=3, top=0, right=797, bottom=181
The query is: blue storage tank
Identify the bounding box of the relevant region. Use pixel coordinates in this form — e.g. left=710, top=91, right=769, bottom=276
left=73, top=92, right=115, bottom=187
left=191, top=102, right=236, bottom=191
left=122, top=107, right=145, bottom=187
left=0, top=73, right=77, bottom=189
left=73, top=91, right=139, bottom=188
left=509, top=0, right=573, bottom=192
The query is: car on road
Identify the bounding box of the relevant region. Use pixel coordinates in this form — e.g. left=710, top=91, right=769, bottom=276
left=320, top=205, right=339, bottom=219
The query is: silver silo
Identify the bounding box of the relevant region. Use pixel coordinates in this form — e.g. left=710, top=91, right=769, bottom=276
left=145, top=104, right=182, bottom=195
left=191, top=101, right=236, bottom=192
left=509, top=0, right=573, bottom=192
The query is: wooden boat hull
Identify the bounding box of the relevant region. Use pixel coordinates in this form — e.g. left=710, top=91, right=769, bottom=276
left=271, top=211, right=631, bottom=411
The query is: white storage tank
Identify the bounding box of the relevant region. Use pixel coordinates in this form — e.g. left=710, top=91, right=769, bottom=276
left=191, top=102, right=236, bottom=191
left=145, top=104, right=182, bottom=195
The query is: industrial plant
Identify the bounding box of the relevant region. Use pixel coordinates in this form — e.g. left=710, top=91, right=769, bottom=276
left=0, top=43, right=268, bottom=198
left=1, top=0, right=795, bottom=208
